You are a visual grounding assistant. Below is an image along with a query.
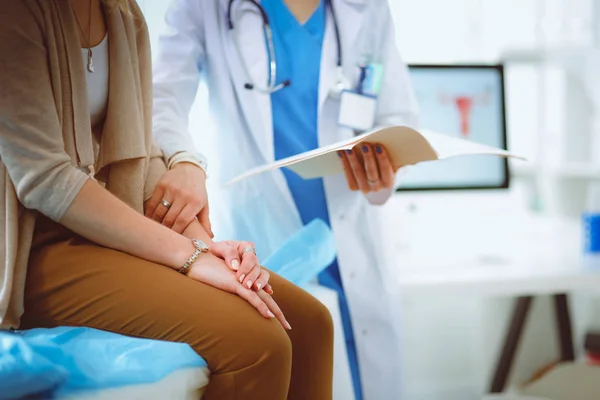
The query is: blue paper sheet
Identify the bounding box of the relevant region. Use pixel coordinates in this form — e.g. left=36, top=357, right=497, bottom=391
left=264, top=218, right=336, bottom=287
left=0, top=331, right=67, bottom=399
left=0, top=327, right=207, bottom=399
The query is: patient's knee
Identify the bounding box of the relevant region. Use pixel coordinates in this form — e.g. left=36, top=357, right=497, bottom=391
left=306, top=297, right=334, bottom=345
left=214, top=319, right=293, bottom=375
left=251, top=321, right=293, bottom=366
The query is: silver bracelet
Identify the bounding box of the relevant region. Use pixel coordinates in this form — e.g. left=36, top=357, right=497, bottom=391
left=178, top=238, right=209, bottom=275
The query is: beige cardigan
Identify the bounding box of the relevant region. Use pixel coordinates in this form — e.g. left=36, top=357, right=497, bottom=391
left=0, top=0, right=165, bottom=329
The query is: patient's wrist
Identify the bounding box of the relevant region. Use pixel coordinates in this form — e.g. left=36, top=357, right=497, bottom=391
left=177, top=238, right=210, bottom=275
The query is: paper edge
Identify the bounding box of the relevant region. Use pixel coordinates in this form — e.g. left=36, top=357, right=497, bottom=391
left=222, top=127, right=527, bottom=187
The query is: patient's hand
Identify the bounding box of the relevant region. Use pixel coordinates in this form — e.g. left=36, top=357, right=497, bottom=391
left=188, top=253, right=290, bottom=330
left=210, top=241, right=273, bottom=295
left=175, top=215, right=273, bottom=295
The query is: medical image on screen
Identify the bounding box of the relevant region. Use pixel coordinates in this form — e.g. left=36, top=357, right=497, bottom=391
left=397, top=66, right=508, bottom=190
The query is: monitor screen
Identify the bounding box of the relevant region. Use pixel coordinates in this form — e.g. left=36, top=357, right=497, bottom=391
left=396, top=64, right=509, bottom=191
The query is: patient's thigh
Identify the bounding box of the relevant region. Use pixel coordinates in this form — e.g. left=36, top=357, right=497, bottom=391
left=22, top=236, right=286, bottom=370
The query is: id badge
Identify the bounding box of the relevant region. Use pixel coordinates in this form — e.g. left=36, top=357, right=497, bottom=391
left=338, top=90, right=377, bottom=132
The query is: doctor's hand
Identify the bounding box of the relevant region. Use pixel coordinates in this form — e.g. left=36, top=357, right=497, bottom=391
left=338, top=142, right=396, bottom=193
left=188, top=253, right=290, bottom=330
left=209, top=241, right=274, bottom=295
left=146, top=163, right=213, bottom=236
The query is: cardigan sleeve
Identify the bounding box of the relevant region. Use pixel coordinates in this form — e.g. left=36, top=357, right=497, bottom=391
left=0, top=1, right=89, bottom=222
left=144, top=141, right=168, bottom=202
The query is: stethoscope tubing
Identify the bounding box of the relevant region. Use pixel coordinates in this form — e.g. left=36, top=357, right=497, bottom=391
left=226, top=0, right=342, bottom=93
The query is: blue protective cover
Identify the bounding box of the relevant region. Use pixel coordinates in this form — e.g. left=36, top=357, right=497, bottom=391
left=0, top=221, right=335, bottom=398
left=263, top=218, right=337, bottom=287
left=0, top=330, right=67, bottom=399
left=0, top=327, right=206, bottom=399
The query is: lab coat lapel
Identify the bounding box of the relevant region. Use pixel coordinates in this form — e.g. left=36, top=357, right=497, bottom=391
left=219, top=0, right=275, bottom=163
left=220, top=0, right=298, bottom=222
left=317, top=0, right=365, bottom=113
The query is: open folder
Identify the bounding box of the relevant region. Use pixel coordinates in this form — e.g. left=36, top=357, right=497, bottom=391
left=224, top=126, right=524, bottom=186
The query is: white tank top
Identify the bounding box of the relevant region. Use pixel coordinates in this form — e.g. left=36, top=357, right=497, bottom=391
left=82, top=34, right=109, bottom=129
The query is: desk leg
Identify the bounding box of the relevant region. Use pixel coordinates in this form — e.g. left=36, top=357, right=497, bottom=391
left=489, top=296, right=533, bottom=393
left=553, top=293, right=575, bottom=362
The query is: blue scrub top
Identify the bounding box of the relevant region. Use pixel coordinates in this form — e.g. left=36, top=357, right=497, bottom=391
left=261, top=1, right=363, bottom=399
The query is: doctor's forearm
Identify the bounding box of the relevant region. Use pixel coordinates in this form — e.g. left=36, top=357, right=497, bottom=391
left=152, top=124, right=199, bottom=162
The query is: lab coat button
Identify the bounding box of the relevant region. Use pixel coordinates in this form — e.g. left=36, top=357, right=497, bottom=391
left=362, top=329, right=368, bottom=336
left=350, top=271, right=356, bottom=279
left=339, top=213, right=345, bottom=221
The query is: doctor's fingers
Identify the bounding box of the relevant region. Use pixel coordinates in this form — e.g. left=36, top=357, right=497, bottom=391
left=161, top=198, right=187, bottom=229
left=146, top=186, right=167, bottom=220
left=171, top=204, right=199, bottom=234
left=360, top=143, right=381, bottom=188
left=198, top=205, right=214, bottom=238
left=151, top=196, right=174, bottom=224
left=345, top=149, right=371, bottom=193
left=145, top=191, right=161, bottom=219
left=374, top=144, right=395, bottom=188
left=338, top=151, right=359, bottom=191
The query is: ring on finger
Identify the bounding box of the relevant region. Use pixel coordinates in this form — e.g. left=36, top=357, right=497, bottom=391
left=243, top=246, right=256, bottom=255
left=367, top=178, right=379, bottom=185
left=160, top=199, right=172, bottom=209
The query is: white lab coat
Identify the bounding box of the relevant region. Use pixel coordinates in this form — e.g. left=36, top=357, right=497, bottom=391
left=152, top=0, right=419, bottom=398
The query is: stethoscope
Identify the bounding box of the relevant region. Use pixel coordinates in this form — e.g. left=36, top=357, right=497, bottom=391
left=226, top=0, right=351, bottom=96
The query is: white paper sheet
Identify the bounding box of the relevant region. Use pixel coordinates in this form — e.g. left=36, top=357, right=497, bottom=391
left=224, top=126, right=524, bottom=186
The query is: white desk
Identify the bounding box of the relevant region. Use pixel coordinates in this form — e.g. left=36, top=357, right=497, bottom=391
left=392, top=215, right=600, bottom=298
left=396, top=247, right=600, bottom=299
left=387, top=214, right=600, bottom=393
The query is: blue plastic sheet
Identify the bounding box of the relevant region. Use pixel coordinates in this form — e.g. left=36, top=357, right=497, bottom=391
left=263, top=218, right=337, bottom=287
left=0, top=327, right=206, bottom=399
left=0, top=221, right=336, bottom=399
left=0, top=331, right=67, bottom=399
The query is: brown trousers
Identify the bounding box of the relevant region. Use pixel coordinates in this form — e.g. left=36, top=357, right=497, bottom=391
left=21, top=233, right=334, bottom=400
